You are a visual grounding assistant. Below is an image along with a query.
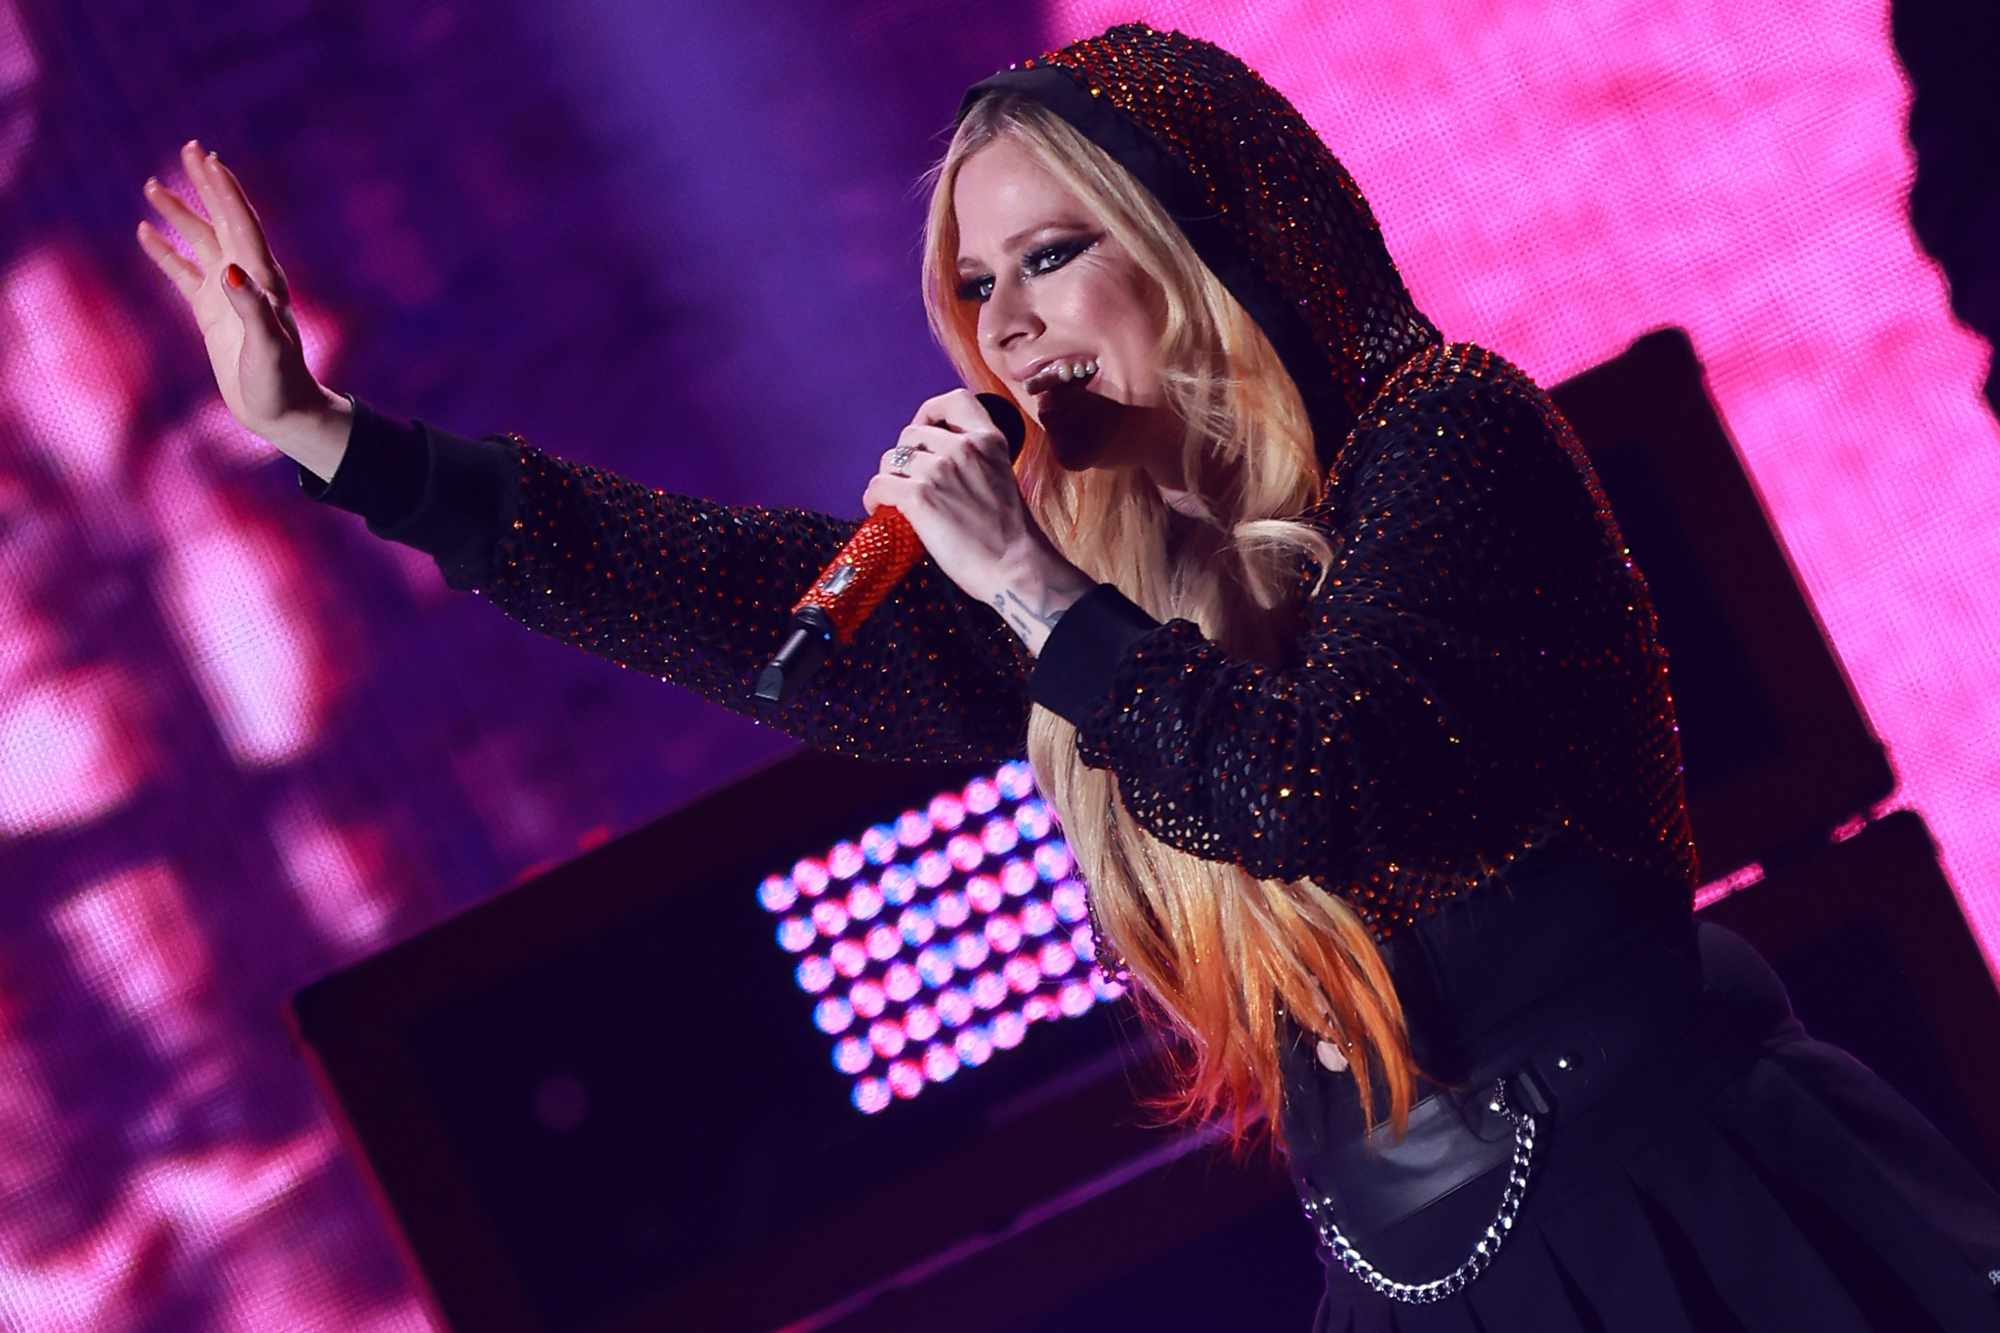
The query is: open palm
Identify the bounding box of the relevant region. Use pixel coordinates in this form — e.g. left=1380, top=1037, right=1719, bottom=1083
left=135, top=139, right=329, bottom=439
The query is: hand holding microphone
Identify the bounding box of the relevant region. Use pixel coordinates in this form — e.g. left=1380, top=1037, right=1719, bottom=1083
left=755, top=388, right=1038, bottom=705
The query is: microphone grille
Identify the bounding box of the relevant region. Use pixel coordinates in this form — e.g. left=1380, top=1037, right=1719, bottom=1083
left=975, top=392, right=1027, bottom=463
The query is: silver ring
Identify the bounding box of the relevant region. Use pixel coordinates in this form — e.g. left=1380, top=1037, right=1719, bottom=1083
left=888, top=443, right=918, bottom=472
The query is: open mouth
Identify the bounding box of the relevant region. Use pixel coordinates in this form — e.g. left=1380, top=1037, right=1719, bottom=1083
left=1025, top=359, right=1100, bottom=396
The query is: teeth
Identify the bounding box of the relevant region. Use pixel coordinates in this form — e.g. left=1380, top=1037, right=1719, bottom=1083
left=1029, top=358, right=1098, bottom=390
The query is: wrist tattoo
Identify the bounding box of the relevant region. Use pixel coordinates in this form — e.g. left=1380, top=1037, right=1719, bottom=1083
left=990, top=591, right=1024, bottom=637
left=992, top=586, right=1068, bottom=641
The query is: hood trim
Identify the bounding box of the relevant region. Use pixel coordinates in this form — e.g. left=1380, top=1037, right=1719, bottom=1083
left=958, top=65, right=1354, bottom=474
left=954, top=24, right=1443, bottom=477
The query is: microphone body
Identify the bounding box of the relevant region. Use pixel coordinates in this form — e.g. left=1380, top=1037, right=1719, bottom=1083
left=755, top=393, right=1026, bottom=706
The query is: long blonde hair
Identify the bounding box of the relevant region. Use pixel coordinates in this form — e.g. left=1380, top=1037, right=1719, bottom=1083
left=916, top=94, right=1451, bottom=1157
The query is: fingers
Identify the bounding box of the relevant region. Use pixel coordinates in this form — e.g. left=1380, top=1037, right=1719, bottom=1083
left=880, top=423, right=966, bottom=475
left=910, top=387, right=1011, bottom=454
left=868, top=424, right=953, bottom=513
left=141, top=173, right=219, bottom=266
left=219, top=261, right=287, bottom=352
left=871, top=412, right=1022, bottom=514
left=179, top=140, right=228, bottom=239
left=879, top=445, right=922, bottom=481
left=201, top=152, right=279, bottom=270
left=135, top=219, right=203, bottom=300
left=861, top=471, right=912, bottom=517
left=173, top=141, right=276, bottom=276
left=138, top=140, right=286, bottom=306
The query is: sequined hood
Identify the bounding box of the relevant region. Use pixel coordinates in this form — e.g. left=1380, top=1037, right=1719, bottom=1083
left=955, top=21, right=1444, bottom=474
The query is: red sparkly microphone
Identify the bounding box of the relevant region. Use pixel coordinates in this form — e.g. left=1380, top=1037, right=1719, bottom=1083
left=755, top=393, right=1026, bottom=707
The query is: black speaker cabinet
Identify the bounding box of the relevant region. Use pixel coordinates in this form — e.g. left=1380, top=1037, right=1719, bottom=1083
left=1700, top=809, right=2000, bottom=1183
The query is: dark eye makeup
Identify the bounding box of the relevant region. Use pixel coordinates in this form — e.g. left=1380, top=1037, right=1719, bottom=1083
left=955, top=237, right=1096, bottom=303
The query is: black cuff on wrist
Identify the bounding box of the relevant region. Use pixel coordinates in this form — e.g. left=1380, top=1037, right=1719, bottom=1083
left=295, top=393, right=518, bottom=590
left=1028, top=582, right=1161, bottom=727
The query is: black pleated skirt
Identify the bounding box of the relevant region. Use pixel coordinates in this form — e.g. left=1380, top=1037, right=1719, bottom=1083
left=1297, top=916, right=2000, bottom=1331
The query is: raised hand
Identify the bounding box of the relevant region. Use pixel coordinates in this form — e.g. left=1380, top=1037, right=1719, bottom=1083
left=136, top=139, right=345, bottom=454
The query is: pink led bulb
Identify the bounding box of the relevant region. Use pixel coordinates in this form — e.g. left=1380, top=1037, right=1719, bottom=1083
left=791, top=857, right=830, bottom=897
left=845, top=880, right=884, bottom=921
left=991, top=1012, right=1027, bottom=1049
left=965, top=875, right=1003, bottom=914
left=927, top=792, right=967, bottom=830
left=833, top=1036, right=872, bottom=1074
left=970, top=970, right=1007, bottom=1010
left=830, top=939, right=869, bottom=978
left=886, top=1059, right=924, bottom=1099
left=883, top=961, right=921, bottom=1002
left=980, top=818, right=1020, bottom=856
left=937, top=988, right=975, bottom=1027
left=827, top=841, right=866, bottom=880
left=1012, top=798, right=1053, bottom=839
left=815, top=996, right=855, bottom=1033
left=895, top=810, right=932, bottom=847
left=999, top=859, right=1038, bottom=897
left=897, top=905, right=937, bottom=946
left=849, top=978, right=887, bottom=1019
left=921, top=1043, right=961, bottom=1083
left=946, top=832, right=984, bottom=872
left=853, top=1078, right=892, bottom=1115
left=983, top=913, right=1022, bottom=953
left=950, top=931, right=990, bottom=970
left=869, top=1018, right=907, bottom=1059
left=963, top=776, right=1000, bottom=814
left=1002, top=954, right=1042, bottom=993
left=933, top=889, right=970, bottom=928
left=759, top=874, right=797, bottom=912
left=995, top=760, right=1035, bottom=800
left=811, top=900, right=849, bottom=938
left=904, top=1002, right=941, bottom=1040
left=953, top=1027, right=993, bottom=1066
left=1051, top=880, right=1089, bottom=922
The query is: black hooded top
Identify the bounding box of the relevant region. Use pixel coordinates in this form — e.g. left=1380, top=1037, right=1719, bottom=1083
left=298, top=21, right=1697, bottom=953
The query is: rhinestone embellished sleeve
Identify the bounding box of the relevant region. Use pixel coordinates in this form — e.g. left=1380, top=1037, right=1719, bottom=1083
left=299, top=398, right=1032, bottom=763
left=488, top=437, right=1035, bottom=761
left=1034, top=343, right=1699, bottom=943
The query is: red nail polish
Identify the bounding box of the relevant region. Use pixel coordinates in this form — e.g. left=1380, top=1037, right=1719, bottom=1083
left=225, top=264, right=244, bottom=289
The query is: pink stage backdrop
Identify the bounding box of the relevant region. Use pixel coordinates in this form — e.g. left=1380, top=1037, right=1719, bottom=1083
left=1055, top=0, right=1995, bottom=958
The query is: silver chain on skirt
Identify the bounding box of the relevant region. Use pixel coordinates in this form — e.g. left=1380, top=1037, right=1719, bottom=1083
left=1297, top=1076, right=1537, bottom=1304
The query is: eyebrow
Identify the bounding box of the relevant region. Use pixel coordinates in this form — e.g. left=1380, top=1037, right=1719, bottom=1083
left=955, top=220, right=1092, bottom=272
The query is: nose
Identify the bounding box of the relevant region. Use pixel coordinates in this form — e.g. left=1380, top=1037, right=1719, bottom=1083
left=981, top=270, right=1042, bottom=353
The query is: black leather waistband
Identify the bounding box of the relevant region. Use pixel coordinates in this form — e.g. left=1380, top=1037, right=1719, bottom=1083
left=1297, top=916, right=1769, bottom=1242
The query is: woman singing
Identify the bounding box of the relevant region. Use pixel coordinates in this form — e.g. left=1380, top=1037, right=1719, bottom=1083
left=138, top=20, right=2000, bottom=1331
